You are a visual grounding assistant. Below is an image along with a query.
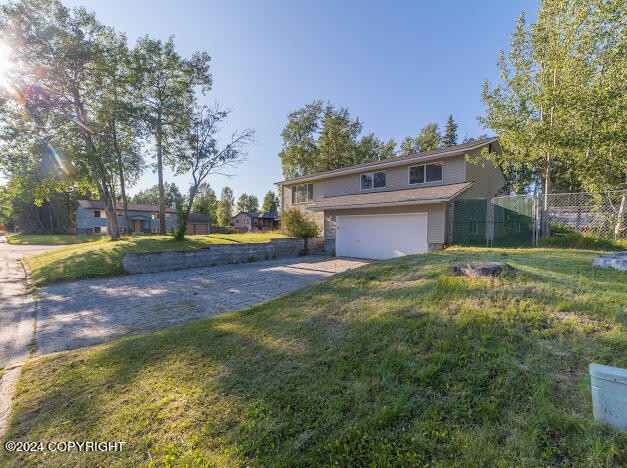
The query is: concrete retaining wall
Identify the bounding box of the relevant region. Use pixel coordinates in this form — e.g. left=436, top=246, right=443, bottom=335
left=122, top=237, right=324, bottom=274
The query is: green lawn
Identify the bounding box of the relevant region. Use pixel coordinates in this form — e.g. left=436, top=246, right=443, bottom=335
left=7, top=233, right=101, bottom=245
left=23, top=233, right=287, bottom=286
left=3, top=248, right=625, bottom=466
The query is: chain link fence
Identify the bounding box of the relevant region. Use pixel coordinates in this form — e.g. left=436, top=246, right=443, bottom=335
left=448, top=190, right=627, bottom=247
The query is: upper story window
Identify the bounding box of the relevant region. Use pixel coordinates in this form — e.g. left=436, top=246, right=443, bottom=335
left=93, top=210, right=101, bottom=218
left=409, top=161, right=443, bottom=184
left=292, top=183, right=313, bottom=204
left=360, top=171, right=386, bottom=190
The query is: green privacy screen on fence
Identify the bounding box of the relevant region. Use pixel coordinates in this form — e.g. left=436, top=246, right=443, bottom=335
left=491, top=196, right=534, bottom=246
left=449, top=199, right=487, bottom=246
left=449, top=197, right=534, bottom=247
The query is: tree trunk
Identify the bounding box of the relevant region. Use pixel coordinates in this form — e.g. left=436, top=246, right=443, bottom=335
left=156, top=113, right=166, bottom=235
left=113, top=129, right=131, bottom=236
left=174, top=187, right=197, bottom=240
left=614, top=194, right=626, bottom=240
left=70, top=85, right=120, bottom=240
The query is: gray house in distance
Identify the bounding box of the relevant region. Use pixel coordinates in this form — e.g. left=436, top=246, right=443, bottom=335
left=76, top=200, right=210, bottom=235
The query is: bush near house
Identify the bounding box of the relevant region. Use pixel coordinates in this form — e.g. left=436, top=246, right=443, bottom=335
left=281, top=207, right=320, bottom=238
left=3, top=248, right=625, bottom=466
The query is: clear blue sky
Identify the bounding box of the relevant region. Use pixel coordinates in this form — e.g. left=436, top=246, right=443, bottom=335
left=59, top=0, right=538, bottom=202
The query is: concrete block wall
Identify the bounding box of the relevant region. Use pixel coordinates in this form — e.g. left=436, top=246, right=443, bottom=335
left=122, top=237, right=324, bottom=274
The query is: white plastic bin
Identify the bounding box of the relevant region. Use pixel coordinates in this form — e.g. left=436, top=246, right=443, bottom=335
left=589, top=363, right=627, bottom=431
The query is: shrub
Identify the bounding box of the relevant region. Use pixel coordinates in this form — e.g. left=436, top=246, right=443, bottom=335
left=549, top=222, right=576, bottom=235
left=281, top=207, right=320, bottom=238
left=540, top=232, right=624, bottom=251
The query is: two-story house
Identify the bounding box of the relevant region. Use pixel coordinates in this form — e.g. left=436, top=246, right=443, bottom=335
left=277, top=138, right=505, bottom=259
left=76, top=200, right=211, bottom=235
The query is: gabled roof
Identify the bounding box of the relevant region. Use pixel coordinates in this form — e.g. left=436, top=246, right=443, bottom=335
left=307, top=182, right=473, bottom=211
left=277, top=137, right=499, bottom=185
left=234, top=211, right=279, bottom=220
left=187, top=212, right=211, bottom=223
left=77, top=200, right=176, bottom=213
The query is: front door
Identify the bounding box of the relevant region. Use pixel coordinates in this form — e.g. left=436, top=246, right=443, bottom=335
left=133, top=219, right=142, bottom=234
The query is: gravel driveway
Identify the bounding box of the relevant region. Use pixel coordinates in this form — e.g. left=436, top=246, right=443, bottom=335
left=35, top=256, right=368, bottom=356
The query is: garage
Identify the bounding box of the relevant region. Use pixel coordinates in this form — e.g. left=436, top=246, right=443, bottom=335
left=335, top=212, right=428, bottom=259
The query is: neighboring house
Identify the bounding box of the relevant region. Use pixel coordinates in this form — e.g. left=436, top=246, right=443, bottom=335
left=277, top=138, right=505, bottom=259
left=76, top=200, right=210, bottom=235
left=232, top=212, right=280, bottom=232
left=186, top=212, right=211, bottom=235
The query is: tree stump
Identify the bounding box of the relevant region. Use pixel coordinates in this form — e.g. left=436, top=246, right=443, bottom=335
left=454, top=262, right=512, bottom=277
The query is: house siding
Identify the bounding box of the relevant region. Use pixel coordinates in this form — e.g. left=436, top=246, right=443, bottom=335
left=279, top=140, right=505, bottom=253
left=76, top=206, right=176, bottom=234
left=458, top=147, right=506, bottom=199
left=320, top=155, right=467, bottom=198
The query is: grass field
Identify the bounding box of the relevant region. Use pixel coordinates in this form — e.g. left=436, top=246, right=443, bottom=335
left=2, top=248, right=625, bottom=466
left=7, top=233, right=101, bottom=245
left=22, top=233, right=287, bottom=285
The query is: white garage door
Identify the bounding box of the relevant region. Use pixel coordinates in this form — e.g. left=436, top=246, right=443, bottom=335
left=336, top=213, right=428, bottom=260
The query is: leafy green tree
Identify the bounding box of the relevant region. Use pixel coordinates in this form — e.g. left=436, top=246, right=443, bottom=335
left=0, top=0, right=124, bottom=238
left=131, top=183, right=181, bottom=206
left=400, top=123, right=442, bottom=154
left=442, top=115, right=458, bottom=147
left=279, top=101, right=323, bottom=179
left=96, top=36, right=145, bottom=234
left=192, top=183, right=218, bottom=224
left=217, top=186, right=234, bottom=226
left=317, top=104, right=362, bottom=172
left=236, top=193, right=259, bottom=213
left=355, top=134, right=397, bottom=163
left=131, top=36, right=211, bottom=234
left=278, top=101, right=395, bottom=178
left=262, top=190, right=280, bottom=213
left=480, top=0, right=625, bottom=212
left=173, top=105, right=254, bottom=239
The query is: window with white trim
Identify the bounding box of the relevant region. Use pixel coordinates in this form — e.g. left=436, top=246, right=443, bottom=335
left=93, top=226, right=101, bottom=234
left=360, top=171, right=386, bottom=190
left=409, top=162, right=443, bottom=184
left=93, top=210, right=101, bottom=218
left=152, top=226, right=160, bottom=234
left=291, top=184, right=314, bottom=203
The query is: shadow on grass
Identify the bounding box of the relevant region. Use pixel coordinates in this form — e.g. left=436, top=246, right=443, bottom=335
left=5, top=248, right=626, bottom=466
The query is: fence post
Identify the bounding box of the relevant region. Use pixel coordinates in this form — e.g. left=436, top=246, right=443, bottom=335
left=486, top=199, right=494, bottom=247
left=531, top=193, right=540, bottom=247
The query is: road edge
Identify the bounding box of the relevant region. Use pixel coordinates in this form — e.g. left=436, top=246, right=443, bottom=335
left=0, top=257, right=36, bottom=442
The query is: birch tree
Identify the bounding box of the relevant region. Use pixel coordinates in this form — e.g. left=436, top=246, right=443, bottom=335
left=173, top=104, right=255, bottom=239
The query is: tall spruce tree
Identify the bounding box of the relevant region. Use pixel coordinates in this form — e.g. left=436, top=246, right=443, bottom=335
left=442, top=115, right=458, bottom=147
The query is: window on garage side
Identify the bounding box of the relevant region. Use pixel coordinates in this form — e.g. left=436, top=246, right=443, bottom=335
left=360, top=171, right=386, bottom=190
left=409, top=161, right=443, bottom=184
left=93, top=210, right=101, bottom=218
left=291, top=183, right=313, bottom=203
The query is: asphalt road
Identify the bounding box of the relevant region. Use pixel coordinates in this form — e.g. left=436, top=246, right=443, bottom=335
left=0, top=236, right=62, bottom=369
left=0, top=235, right=62, bottom=437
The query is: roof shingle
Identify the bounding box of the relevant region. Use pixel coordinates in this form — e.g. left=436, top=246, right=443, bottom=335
left=278, top=137, right=498, bottom=185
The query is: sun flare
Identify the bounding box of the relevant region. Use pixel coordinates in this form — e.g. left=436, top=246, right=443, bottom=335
left=0, top=42, right=13, bottom=80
